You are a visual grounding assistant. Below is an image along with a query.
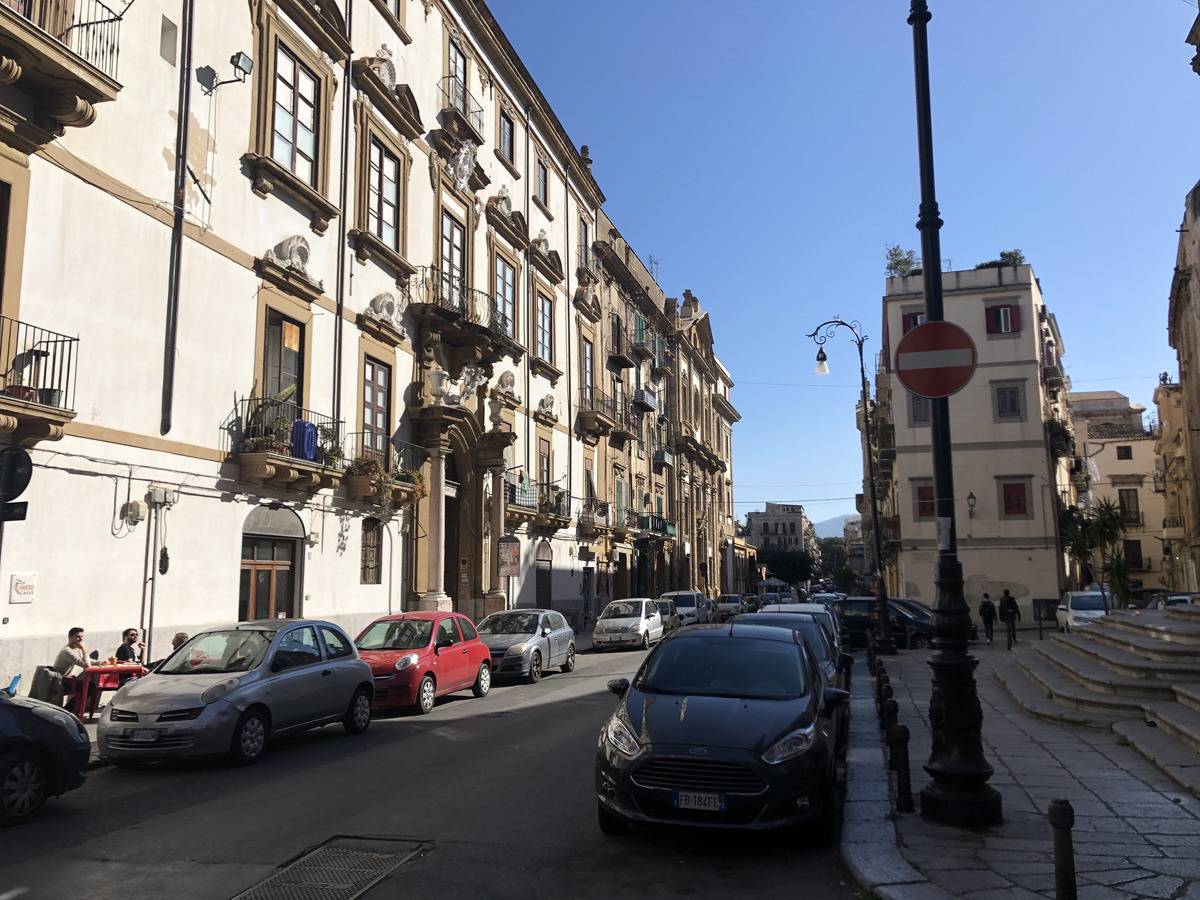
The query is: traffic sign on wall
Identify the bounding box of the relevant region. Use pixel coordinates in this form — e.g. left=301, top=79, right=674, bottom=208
left=893, top=321, right=977, bottom=399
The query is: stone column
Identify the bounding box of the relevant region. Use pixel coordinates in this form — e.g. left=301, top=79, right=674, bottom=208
left=484, top=465, right=506, bottom=614
left=421, top=441, right=452, bottom=610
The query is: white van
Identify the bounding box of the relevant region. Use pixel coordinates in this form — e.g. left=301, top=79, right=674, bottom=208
left=659, top=590, right=707, bottom=626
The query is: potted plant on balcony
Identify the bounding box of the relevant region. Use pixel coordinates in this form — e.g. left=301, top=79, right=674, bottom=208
left=241, top=382, right=298, bottom=453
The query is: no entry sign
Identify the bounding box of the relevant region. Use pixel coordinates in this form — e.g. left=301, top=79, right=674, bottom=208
left=894, top=321, right=977, bottom=399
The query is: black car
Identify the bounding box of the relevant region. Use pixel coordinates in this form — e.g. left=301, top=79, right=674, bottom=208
left=595, top=624, right=849, bottom=842
left=831, top=596, right=976, bottom=649
left=1, top=683, right=91, bottom=824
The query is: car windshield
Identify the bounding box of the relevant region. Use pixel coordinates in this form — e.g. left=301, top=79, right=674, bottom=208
left=655, top=602, right=673, bottom=616
left=897, top=604, right=932, bottom=621
left=1069, top=593, right=1106, bottom=611
left=159, top=630, right=273, bottom=675
left=357, top=619, right=433, bottom=650
left=750, top=617, right=831, bottom=662
left=602, top=601, right=643, bottom=619
left=478, top=613, right=539, bottom=635
left=670, top=594, right=697, bottom=609
left=636, top=635, right=808, bottom=699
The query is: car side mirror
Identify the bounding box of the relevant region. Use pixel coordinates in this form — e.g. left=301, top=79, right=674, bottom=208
left=823, top=687, right=850, bottom=708
left=1057, top=604, right=1066, bottom=611
left=436, top=637, right=453, bottom=651
left=542, top=627, right=552, bottom=636
left=607, top=677, right=630, bottom=697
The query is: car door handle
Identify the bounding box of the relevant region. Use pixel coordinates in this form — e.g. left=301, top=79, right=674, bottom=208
left=461, top=648, right=468, bottom=655
left=322, top=669, right=332, bottom=676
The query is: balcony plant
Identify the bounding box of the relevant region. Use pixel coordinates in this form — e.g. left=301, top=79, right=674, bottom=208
left=346, top=454, right=426, bottom=520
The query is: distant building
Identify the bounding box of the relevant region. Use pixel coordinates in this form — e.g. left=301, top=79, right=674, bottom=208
left=1153, top=378, right=1193, bottom=590
left=745, top=503, right=819, bottom=563
left=843, top=515, right=868, bottom=593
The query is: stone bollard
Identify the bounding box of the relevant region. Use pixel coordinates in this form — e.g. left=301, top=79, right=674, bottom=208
left=875, top=672, right=889, bottom=706
left=878, top=684, right=894, bottom=725
left=882, top=697, right=898, bottom=736
left=891, top=724, right=914, bottom=813
left=866, top=636, right=877, bottom=674
left=1049, top=798, right=1077, bottom=900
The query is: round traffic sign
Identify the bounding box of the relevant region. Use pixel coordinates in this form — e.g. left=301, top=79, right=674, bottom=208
left=893, top=321, right=977, bottom=399
left=0, top=446, right=32, bottom=503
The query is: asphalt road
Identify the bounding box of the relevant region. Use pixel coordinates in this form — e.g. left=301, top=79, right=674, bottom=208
left=1, top=646, right=859, bottom=900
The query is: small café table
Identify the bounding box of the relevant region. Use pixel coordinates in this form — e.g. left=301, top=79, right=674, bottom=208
left=72, top=664, right=148, bottom=720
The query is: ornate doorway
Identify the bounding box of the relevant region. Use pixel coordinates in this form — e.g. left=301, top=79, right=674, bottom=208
left=239, top=506, right=304, bottom=620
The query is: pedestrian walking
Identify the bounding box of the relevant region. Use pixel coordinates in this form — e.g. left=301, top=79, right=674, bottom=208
left=999, top=590, right=1020, bottom=650
left=978, top=593, right=996, bottom=644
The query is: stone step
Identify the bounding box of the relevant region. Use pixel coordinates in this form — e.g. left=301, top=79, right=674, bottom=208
left=1170, top=604, right=1200, bottom=624
left=1011, top=649, right=1145, bottom=717
left=1065, top=625, right=1200, bottom=666
left=1113, top=718, right=1200, bottom=800
left=1051, top=632, right=1200, bottom=682
left=985, top=650, right=1122, bottom=731
left=1029, top=641, right=1177, bottom=701
left=1099, top=609, right=1200, bottom=647
left=1143, top=701, right=1200, bottom=757
left=1178, top=684, right=1200, bottom=714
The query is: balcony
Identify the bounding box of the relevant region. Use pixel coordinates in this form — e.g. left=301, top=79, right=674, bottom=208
left=0, top=316, right=78, bottom=446
left=1042, top=343, right=1065, bottom=389
left=437, top=75, right=485, bottom=146
left=577, top=388, right=617, bottom=440
left=712, top=392, right=739, bottom=423
left=637, top=514, right=676, bottom=540
left=608, top=328, right=635, bottom=369
left=343, top=434, right=425, bottom=506
left=653, top=447, right=674, bottom=471
left=651, top=337, right=671, bottom=377
left=578, top=242, right=600, bottom=280
left=1125, top=556, right=1152, bottom=573
left=610, top=507, right=638, bottom=537
left=609, top=401, right=636, bottom=443
left=578, top=501, right=610, bottom=538
left=1152, top=473, right=1166, bottom=494
left=632, top=388, right=656, bottom=413
left=631, top=323, right=654, bottom=360
left=534, top=487, right=571, bottom=531
left=1164, top=517, right=1186, bottom=540
left=1120, top=510, right=1144, bottom=528
left=0, top=0, right=122, bottom=146
left=408, top=267, right=522, bottom=372
left=504, top=472, right=539, bottom=526
left=230, top=397, right=344, bottom=493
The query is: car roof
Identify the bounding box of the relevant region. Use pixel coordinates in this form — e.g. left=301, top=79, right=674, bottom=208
left=677, top=622, right=806, bottom=644
left=208, top=620, right=336, bottom=633
left=483, top=608, right=555, bottom=615
left=762, top=603, right=832, bottom=615
left=610, top=597, right=653, bottom=603
left=365, top=611, right=457, bottom=622
left=659, top=590, right=698, bottom=597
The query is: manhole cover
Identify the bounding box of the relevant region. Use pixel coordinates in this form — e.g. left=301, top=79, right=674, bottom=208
left=231, top=837, right=430, bottom=900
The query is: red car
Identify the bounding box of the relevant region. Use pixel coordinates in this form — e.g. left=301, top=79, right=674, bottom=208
left=354, top=612, right=492, bottom=714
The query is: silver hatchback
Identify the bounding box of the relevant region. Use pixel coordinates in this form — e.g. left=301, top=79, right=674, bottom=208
left=96, top=620, right=374, bottom=765
left=477, top=609, right=577, bottom=682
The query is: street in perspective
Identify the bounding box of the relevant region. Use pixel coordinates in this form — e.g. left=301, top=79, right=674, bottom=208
left=3, top=2, right=1200, bottom=899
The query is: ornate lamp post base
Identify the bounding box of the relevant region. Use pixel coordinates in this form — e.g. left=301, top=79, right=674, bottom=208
left=920, top=782, right=1003, bottom=829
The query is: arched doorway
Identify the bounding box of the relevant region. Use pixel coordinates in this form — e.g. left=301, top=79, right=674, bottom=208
left=444, top=452, right=462, bottom=605
left=239, top=506, right=305, bottom=620
left=535, top=540, right=553, bottom=607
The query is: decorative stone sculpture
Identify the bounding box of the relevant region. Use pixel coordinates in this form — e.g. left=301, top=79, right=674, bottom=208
left=363, top=291, right=408, bottom=341
left=537, top=394, right=557, bottom=423
left=533, top=229, right=551, bottom=255
left=447, top=141, right=477, bottom=193
left=264, top=235, right=324, bottom=292
left=369, top=45, right=396, bottom=90
left=495, top=185, right=512, bottom=217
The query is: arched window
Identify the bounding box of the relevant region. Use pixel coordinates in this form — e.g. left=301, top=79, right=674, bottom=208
left=536, top=540, right=553, bottom=607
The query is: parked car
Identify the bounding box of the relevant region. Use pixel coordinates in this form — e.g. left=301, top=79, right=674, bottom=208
left=356, top=612, right=492, bottom=714
left=742, top=594, right=762, bottom=614
left=659, top=590, right=707, bottom=626
left=759, top=602, right=848, bottom=654
left=716, top=594, right=745, bottom=621
left=655, top=599, right=682, bottom=634
left=97, top=620, right=373, bottom=765
left=477, top=609, right=576, bottom=683
left=1057, top=591, right=1108, bottom=633
left=889, top=597, right=977, bottom=642
left=595, top=623, right=848, bottom=841
left=594, top=598, right=665, bottom=651
left=756, top=592, right=782, bottom=610
left=1, top=682, right=90, bottom=824
left=1154, top=593, right=1200, bottom=609
left=829, top=596, right=877, bottom=649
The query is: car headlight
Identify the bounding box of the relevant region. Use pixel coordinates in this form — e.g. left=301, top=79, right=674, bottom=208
left=32, top=705, right=88, bottom=741
left=505, top=642, right=528, bottom=656
left=603, top=717, right=643, bottom=758
left=762, top=722, right=818, bottom=765
left=628, top=622, right=644, bottom=633
left=394, top=653, right=420, bottom=671
left=201, top=677, right=242, bottom=705
left=1071, top=616, right=1089, bottom=625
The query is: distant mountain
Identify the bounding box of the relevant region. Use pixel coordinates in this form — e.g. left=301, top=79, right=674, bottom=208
left=814, top=514, right=856, bottom=539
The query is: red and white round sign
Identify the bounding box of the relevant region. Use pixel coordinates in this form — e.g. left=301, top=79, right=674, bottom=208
left=894, top=321, right=977, bottom=399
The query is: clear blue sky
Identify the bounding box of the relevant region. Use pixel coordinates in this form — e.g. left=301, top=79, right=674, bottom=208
left=493, top=0, right=1197, bottom=524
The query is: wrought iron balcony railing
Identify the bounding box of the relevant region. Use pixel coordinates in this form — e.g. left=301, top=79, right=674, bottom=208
left=343, top=433, right=425, bottom=473
left=0, top=315, right=79, bottom=411
left=439, top=75, right=484, bottom=137
left=504, top=471, right=537, bottom=510
left=638, top=514, right=676, bottom=537
left=6, top=0, right=123, bottom=79
left=233, top=397, right=344, bottom=468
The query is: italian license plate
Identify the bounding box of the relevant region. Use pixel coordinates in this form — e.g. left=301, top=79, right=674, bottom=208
left=674, top=791, right=725, bottom=811
left=128, top=730, right=160, bottom=743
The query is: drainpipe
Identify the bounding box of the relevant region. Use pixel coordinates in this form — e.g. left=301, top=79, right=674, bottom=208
left=564, top=163, right=572, bottom=522
left=160, top=0, right=196, bottom=435
left=523, top=105, right=532, bottom=477
left=332, top=0, right=353, bottom=426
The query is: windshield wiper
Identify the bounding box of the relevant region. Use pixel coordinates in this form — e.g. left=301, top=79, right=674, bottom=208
left=636, top=685, right=689, bottom=695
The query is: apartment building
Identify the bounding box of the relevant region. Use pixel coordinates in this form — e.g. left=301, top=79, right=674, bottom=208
left=746, top=503, right=815, bottom=554
left=870, top=265, right=1073, bottom=616
left=0, top=0, right=738, bottom=681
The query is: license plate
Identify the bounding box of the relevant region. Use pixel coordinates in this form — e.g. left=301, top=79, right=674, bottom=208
left=128, top=730, right=160, bottom=743
left=674, top=791, right=725, bottom=811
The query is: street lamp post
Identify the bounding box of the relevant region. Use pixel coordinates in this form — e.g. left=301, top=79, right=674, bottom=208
left=907, top=0, right=1002, bottom=827
left=807, top=317, right=895, bottom=655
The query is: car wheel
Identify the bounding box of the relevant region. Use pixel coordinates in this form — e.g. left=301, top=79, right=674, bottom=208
left=528, top=651, right=542, bottom=684
left=561, top=644, right=576, bottom=673
left=472, top=663, right=491, bottom=698
left=911, top=634, right=930, bottom=650
left=228, top=708, right=269, bottom=765
left=415, top=675, right=436, bottom=714
left=343, top=687, right=372, bottom=735
left=640, top=632, right=649, bottom=651
left=0, top=750, right=49, bottom=825
left=598, top=801, right=629, bottom=835
left=1057, top=622, right=1064, bottom=633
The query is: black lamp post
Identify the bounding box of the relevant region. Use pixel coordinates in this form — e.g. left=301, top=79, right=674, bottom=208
left=907, top=0, right=1002, bottom=827
left=807, top=317, right=895, bottom=655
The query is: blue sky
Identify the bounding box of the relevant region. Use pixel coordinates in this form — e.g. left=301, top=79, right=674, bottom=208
left=493, top=0, right=1197, bottom=524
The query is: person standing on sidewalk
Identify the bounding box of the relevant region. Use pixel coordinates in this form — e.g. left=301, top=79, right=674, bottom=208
left=978, top=593, right=997, bottom=644
left=999, top=590, right=1020, bottom=650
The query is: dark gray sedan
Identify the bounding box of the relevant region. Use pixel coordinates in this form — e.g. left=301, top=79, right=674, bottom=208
left=477, top=609, right=576, bottom=683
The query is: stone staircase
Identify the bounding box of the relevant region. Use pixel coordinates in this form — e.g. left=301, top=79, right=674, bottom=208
left=988, top=605, right=1200, bottom=798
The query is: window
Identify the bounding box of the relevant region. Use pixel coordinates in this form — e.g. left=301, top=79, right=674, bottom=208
left=911, top=392, right=930, bottom=425
left=436, top=617, right=462, bottom=647
left=1122, top=539, right=1142, bottom=568
left=916, top=487, right=936, bottom=520
left=1002, top=483, right=1027, bottom=516
left=367, top=137, right=400, bottom=250
left=457, top=616, right=478, bottom=640
left=273, top=45, right=319, bottom=186
left=1116, top=445, right=1133, bottom=460
left=498, top=109, right=514, bottom=161
left=361, top=519, right=382, bottom=584
left=363, top=357, right=391, bottom=465
left=1118, top=489, right=1140, bottom=524
left=538, top=437, right=551, bottom=492
left=448, top=40, right=467, bottom=112
left=265, top=310, right=304, bottom=400
left=762, top=522, right=769, bottom=535
left=986, top=304, right=1021, bottom=334
left=321, top=626, right=354, bottom=659
left=441, top=210, right=465, bottom=297
left=536, top=293, right=553, bottom=361
left=536, top=159, right=548, bottom=206
left=495, top=256, right=516, bottom=337
left=993, top=382, right=1024, bottom=421
left=581, top=338, right=593, bottom=402
left=278, top=626, right=321, bottom=665
left=579, top=217, right=589, bottom=267
left=613, top=379, right=625, bottom=416
left=790, top=522, right=796, bottom=535
left=902, top=312, right=925, bottom=334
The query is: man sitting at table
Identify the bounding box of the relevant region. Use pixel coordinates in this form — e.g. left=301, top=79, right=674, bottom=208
left=114, top=627, right=146, bottom=685
left=52, top=627, right=89, bottom=710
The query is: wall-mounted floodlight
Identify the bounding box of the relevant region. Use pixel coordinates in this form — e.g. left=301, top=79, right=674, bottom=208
left=198, top=51, right=254, bottom=95
left=230, top=51, right=253, bottom=78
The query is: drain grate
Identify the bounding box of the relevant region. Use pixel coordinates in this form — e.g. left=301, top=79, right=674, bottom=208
left=231, top=836, right=429, bottom=900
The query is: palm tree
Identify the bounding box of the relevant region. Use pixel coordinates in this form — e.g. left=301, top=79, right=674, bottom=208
left=1103, top=554, right=1133, bottom=610
left=1088, top=499, right=1125, bottom=613
left=1059, top=506, right=1094, bottom=589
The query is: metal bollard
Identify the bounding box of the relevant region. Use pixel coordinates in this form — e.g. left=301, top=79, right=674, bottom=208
left=882, top=697, right=898, bottom=735
left=875, top=672, right=889, bottom=706
left=878, top=684, right=893, bottom=725
left=891, top=724, right=914, bottom=813
left=1048, top=798, right=1077, bottom=900
left=866, top=636, right=877, bottom=674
